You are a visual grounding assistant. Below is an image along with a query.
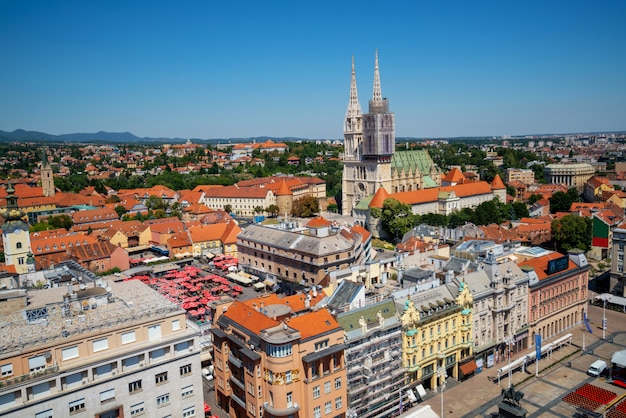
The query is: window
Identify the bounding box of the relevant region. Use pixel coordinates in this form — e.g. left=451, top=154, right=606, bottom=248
left=130, top=402, right=145, bottom=416
left=172, top=319, right=181, bottom=331
left=313, top=385, right=320, bottom=399
left=69, top=398, right=85, bottom=414
left=1, top=363, right=13, bottom=377
left=324, top=381, right=331, bottom=394
left=266, top=343, right=293, bottom=358
left=28, top=355, right=46, bottom=372
left=155, top=372, right=168, bottom=385
left=314, top=406, right=321, bottom=418
left=335, top=377, right=342, bottom=389
left=32, top=381, right=51, bottom=399
left=16, top=242, right=22, bottom=249
left=180, top=364, right=192, bottom=376
left=65, top=372, right=82, bottom=389
left=286, top=391, right=293, bottom=408
left=325, top=401, right=332, bottom=414
left=93, top=338, right=108, bottom=352
left=122, top=331, right=136, bottom=344
left=129, top=380, right=142, bottom=393
left=35, top=409, right=53, bottom=418
left=96, top=363, right=113, bottom=378
left=182, top=406, right=195, bottom=417
left=148, top=324, right=162, bottom=341
left=100, top=388, right=115, bottom=403
left=150, top=348, right=165, bottom=362
left=157, top=393, right=170, bottom=407
left=335, top=396, right=343, bottom=409
left=175, top=341, right=191, bottom=354
left=181, top=385, right=194, bottom=397
left=315, top=340, right=328, bottom=351
left=124, top=355, right=141, bottom=370
left=285, top=370, right=292, bottom=383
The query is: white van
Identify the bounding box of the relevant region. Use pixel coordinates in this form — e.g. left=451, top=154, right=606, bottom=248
left=588, top=359, right=607, bottom=377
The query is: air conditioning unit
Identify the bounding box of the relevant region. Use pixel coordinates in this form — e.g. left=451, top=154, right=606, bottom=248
left=188, top=346, right=194, bottom=352
left=139, top=361, right=145, bottom=367
left=111, top=370, right=117, bottom=376
left=82, top=378, right=88, bottom=385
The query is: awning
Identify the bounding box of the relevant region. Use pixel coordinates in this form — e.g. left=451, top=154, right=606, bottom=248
left=460, top=360, right=477, bottom=376
left=612, top=350, right=626, bottom=367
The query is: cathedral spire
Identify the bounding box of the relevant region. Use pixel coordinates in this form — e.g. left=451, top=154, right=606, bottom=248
left=372, top=49, right=382, bottom=102
left=346, top=55, right=361, bottom=118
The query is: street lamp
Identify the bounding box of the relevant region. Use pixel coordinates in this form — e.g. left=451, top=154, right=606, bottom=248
left=437, top=364, right=447, bottom=418
left=596, top=294, right=610, bottom=340
left=505, top=336, right=515, bottom=389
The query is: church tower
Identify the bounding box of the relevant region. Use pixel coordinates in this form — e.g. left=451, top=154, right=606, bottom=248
left=341, top=55, right=363, bottom=215
left=40, top=148, right=55, bottom=197
left=342, top=50, right=395, bottom=215
left=1, top=183, right=32, bottom=274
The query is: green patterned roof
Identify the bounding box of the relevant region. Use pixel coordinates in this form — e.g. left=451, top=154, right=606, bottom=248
left=354, top=194, right=374, bottom=210
left=423, top=175, right=438, bottom=188
left=391, top=150, right=435, bottom=175
left=337, top=299, right=398, bottom=332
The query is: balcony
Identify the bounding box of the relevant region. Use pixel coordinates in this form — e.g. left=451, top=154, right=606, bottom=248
left=0, top=365, right=59, bottom=390
left=263, top=402, right=301, bottom=416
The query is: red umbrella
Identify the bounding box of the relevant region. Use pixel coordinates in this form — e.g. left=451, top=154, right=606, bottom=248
left=198, top=307, right=206, bottom=315
left=190, top=310, right=198, bottom=316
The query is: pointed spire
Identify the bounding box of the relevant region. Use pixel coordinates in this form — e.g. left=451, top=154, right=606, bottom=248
left=346, top=55, right=361, bottom=118
left=372, top=49, right=382, bottom=102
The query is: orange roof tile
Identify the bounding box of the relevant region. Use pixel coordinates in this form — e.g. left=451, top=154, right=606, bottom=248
left=369, top=187, right=390, bottom=208
left=275, top=180, right=293, bottom=196
left=287, top=309, right=340, bottom=339
left=442, top=167, right=465, bottom=184
left=306, top=216, right=332, bottom=228
left=518, top=252, right=575, bottom=281
left=491, top=174, right=506, bottom=190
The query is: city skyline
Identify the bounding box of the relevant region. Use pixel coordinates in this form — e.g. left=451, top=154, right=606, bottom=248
left=1, top=1, right=625, bottom=140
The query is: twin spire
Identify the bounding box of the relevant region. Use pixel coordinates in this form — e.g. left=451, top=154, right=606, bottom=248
left=345, top=50, right=383, bottom=117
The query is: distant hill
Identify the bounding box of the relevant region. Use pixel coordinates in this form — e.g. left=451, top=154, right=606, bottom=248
left=0, top=129, right=321, bottom=145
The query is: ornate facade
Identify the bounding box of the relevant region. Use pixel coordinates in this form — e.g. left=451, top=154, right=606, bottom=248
left=543, top=163, right=595, bottom=192
left=341, top=52, right=440, bottom=216
left=463, top=251, right=529, bottom=366
left=211, top=297, right=347, bottom=418
left=399, top=282, right=473, bottom=392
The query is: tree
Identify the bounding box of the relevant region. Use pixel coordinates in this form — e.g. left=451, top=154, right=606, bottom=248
left=380, top=198, right=415, bottom=240
left=106, top=195, right=121, bottom=204
left=266, top=204, right=279, bottom=217
left=549, top=191, right=574, bottom=213
left=224, top=204, right=232, bottom=213
left=114, top=205, right=127, bottom=217
left=528, top=193, right=543, bottom=205
left=292, top=195, right=319, bottom=217
left=551, top=215, right=592, bottom=253
left=48, top=214, right=73, bottom=230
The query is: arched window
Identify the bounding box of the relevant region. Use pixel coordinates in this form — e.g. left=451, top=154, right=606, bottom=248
left=16, top=242, right=22, bottom=249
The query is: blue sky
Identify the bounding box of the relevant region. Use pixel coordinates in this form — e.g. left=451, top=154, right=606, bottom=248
left=1, top=1, right=625, bottom=140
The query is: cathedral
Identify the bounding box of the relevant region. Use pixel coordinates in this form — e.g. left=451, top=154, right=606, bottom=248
left=341, top=51, right=441, bottom=216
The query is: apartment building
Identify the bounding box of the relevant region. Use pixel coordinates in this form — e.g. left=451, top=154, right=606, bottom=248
left=211, top=295, right=347, bottom=418
left=506, top=168, right=535, bottom=185
left=236, top=221, right=369, bottom=292
left=336, top=298, right=403, bottom=418
left=0, top=279, right=203, bottom=418
left=522, top=249, right=589, bottom=342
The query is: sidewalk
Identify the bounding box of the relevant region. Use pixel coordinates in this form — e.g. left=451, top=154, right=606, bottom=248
left=412, top=328, right=597, bottom=418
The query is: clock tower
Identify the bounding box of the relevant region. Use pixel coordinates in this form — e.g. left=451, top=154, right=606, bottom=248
left=1, top=183, right=32, bottom=274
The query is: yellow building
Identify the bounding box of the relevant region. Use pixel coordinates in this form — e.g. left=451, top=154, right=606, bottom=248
left=400, top=281, right=473, bottom=391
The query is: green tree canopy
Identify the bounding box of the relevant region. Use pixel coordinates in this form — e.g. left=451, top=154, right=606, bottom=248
left=292, top=195, right=319, bottom=217
left=380, top=198, right=415, bottom=240
left=551, top=215, right=592, bottom=253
